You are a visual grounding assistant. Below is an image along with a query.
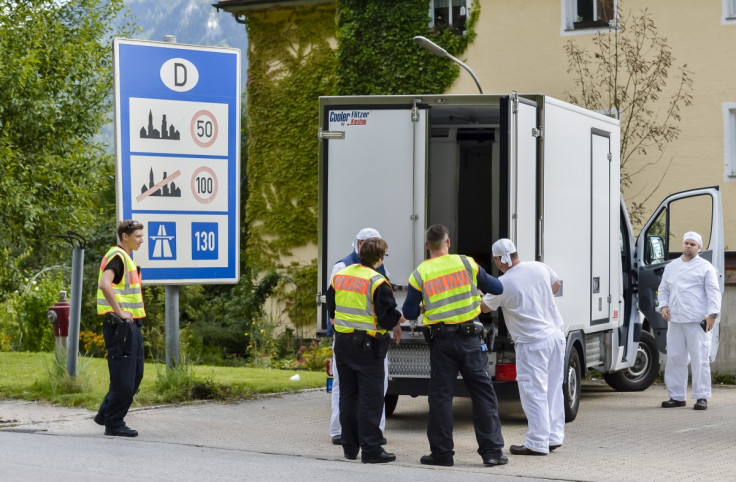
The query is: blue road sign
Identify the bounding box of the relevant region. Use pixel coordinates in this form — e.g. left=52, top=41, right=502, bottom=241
left=113, top=38, right=240, bottom=284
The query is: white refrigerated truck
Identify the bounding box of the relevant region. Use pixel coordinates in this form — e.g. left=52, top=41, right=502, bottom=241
left=316, top=92, right=724, bottom=422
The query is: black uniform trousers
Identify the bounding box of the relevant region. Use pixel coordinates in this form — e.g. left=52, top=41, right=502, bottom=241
left=98, top=320, right=144, bottom=429
left=427, top=330, right=504, bottom=460
left=334, top=331, right=385, bottom=459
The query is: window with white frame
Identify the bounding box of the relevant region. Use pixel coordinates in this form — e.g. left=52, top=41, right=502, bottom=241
left=429, top=0, right=471, bottom=35
left=723, top=0, right=736, bottom=23
left=563, top=0, right=617, bottom=31
left=723, top=103, right=736, bottom=179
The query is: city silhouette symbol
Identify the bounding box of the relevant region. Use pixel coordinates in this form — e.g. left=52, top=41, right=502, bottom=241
left=140, top=110, right=180, bottom=140
left=139, top=168, right=181, bottom=201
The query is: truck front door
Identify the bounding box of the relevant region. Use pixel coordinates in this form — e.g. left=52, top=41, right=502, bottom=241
left=636, top=187, right=724, bottom=360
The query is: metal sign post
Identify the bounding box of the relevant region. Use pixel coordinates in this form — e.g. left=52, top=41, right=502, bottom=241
left=162, top=35, right=179, bottom=368
left=53, top=231, right=87, bottom=377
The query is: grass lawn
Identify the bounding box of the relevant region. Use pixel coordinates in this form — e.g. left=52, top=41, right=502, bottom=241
left=0, top=352, right=328, bottom=411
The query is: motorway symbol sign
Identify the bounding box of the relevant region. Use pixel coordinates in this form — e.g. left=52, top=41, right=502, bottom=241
left=149, top=222, right=177, bottom=260
left=114, top=38, right=240, bottom=284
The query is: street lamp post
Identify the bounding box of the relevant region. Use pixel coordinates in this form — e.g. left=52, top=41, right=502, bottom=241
left=412, top=35, right=483, bottom=94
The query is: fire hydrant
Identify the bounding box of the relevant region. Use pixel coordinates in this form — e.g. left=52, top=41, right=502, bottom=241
left=48, top=291, right=70, bottom=354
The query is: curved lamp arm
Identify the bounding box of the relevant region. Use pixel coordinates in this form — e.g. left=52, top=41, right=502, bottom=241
left=412, top=35, right=483, bottom=94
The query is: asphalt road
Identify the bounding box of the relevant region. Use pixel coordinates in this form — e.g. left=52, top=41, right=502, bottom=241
left=1, top=379, right=735, bottom=481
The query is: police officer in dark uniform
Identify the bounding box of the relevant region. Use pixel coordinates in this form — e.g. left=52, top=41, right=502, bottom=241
left=327, top=237, right=404, bottom=463
left=93, top=220, right=146, bottom=437
left=403, top=224, right=508, bottom=467
left=327, top=228, right=392, bottom=446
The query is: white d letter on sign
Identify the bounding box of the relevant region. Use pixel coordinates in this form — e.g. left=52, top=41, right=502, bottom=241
left=160, top=58, right=199, bottom=92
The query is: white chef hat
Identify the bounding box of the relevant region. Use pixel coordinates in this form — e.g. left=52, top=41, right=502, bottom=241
left=492, top=238, right=517, bottom=267
left=683, top=231, right=703, bottom=248
left=353, top=228, right=381, bottom=253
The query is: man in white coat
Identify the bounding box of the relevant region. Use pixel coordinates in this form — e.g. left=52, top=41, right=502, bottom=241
left=481, top=239, right=565, bottom=456
left=658, top=231, right=721, bottom=411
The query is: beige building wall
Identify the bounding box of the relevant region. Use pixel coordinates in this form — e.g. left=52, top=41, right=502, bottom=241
left=450, top=0, right=736, bottom=246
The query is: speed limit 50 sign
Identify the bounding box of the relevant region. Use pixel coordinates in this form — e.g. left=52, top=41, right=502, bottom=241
left=113, top=38, right=241, bottom=284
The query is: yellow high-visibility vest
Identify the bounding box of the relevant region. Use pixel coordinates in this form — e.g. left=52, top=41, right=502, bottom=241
left=333, top=264, right=388, bottom=337
left=96, top=246, right=146, bottom=318
left=409, top=254, right=479, bottom=325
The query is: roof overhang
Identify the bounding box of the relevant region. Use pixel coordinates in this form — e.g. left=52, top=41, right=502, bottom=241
left=212, top=0, right=333, bottom=13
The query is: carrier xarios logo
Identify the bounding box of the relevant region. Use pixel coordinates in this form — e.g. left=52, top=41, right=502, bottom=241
left=329, top=110, right=370, bottom=126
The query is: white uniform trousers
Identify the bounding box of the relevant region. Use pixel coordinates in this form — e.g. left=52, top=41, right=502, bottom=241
left=665, top=321, right=712, bottom=401
left=515, top=336, right=566, bottom=453
left=330, top=352, right=388, bottom=437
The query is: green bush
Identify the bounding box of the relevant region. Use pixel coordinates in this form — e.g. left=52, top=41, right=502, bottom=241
left=0, top=292, right=21, bottom=351
left=285, top=339, right=332, bottom=371
left=713, top=372, right=736, bottom=385
left=79, top=330, right=106, bottom=358
left=16, top=274, right=66, bottom=352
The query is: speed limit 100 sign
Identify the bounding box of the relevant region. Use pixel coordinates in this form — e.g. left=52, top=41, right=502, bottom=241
left=191, top=166, right=218, bottom=204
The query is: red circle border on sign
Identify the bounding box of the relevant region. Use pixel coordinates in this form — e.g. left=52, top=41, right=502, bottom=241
left=190, top=110, right=219, bottom=148
left=191, top=166, right=219, bottom=204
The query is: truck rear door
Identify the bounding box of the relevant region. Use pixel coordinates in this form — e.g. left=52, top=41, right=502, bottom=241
left=508, top=94, right=538, bottom=257
left=635, top=187, right=724, bottom=361
left=317, top=100, right=428, bottom=332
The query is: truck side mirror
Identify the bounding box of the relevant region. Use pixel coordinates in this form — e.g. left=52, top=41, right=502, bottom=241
left=646, top=236, right=665, bottom=264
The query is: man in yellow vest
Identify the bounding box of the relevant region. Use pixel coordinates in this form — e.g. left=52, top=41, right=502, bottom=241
left=402, top=224, right=508, bottom=467
left=327, top=237, right=404, bottom=463
left=93, top=219, right=146, bottom=437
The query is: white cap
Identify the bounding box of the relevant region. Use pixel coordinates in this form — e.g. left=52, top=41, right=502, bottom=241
left=492, top=238, right=517, bottom=267
left=353, top=228, right=381, bottom=253
left=683, top=231, right=703, bottom=248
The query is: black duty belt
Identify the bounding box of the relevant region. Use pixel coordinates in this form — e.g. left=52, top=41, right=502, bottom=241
left=425, top=320, right=482, bottom=338
left=104, top=313, right=142, bottom=327
left=437, top=323, right=460, bottom=332
left=427, top=322, right=461, bottom=332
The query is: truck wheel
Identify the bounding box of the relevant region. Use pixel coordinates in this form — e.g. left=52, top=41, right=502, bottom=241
left=384, top=394, right=399, bottom=418
left=563, top=348, right=581, bottom=423
left=603, top=331, right=659, bottom=392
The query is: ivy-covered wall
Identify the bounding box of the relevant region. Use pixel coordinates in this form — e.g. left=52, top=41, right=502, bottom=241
left=242, top=1, right=478, bottom=330
left=244, top=5, right=338, bottom=272
left=336, top=0, right=478, bottom=95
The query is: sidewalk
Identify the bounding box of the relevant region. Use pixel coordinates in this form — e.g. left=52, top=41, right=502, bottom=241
left=2, top=381, right=736, bottom=480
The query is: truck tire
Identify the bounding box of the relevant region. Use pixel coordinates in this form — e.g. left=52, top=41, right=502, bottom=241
left=384, top=394, right=399, bottom=418
left=563, top=348, right=581, bottom=423
left=603, top=331, right=659, bottom=392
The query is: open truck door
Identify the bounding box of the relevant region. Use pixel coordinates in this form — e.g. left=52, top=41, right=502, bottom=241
left=635, top=187, right=724, bottom=362
left=317, top=99, right=428, bottom=333
left=507, top=94, right=538, bottom=257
